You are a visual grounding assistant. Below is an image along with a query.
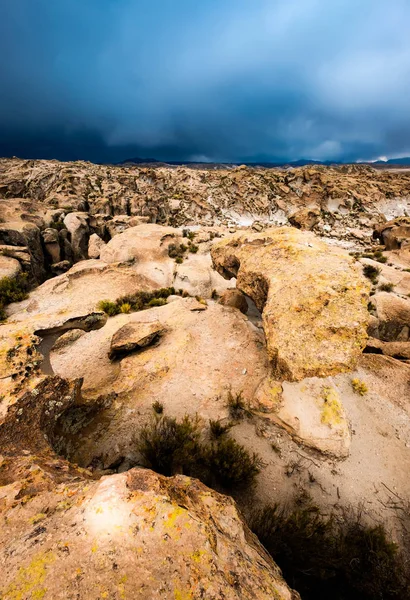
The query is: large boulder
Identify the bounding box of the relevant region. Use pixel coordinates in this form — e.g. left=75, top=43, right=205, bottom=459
left=100, top=224, right=181, bottom=287
left=211, top=227, right=370, bottom=381
left=173, top=252, right=235, bottom=298
left=0, top=255, right=21, bottom=279
left=0, top=377, right=298, bottom=600
left=375, top=217, right=410, bottom=250
left=88, top=232, right=106, bottom=259
left=370, top=292, right=410, bottom=341
left=288, top=207, right=320, bottom=230
left=0, top=221, right=46, bottom=282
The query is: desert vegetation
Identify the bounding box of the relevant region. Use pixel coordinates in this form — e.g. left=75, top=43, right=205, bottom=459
left=248, top=495, right=410, bottom=600
left=136, top=407, right=262, bottom=490
left=97, top=287, right=177, bottom=316
left=0, top=274, right=29, bottom=320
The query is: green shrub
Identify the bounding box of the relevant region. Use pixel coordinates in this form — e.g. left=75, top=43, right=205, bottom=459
left=379, top=283, right=394, bottom=292
left=188, top=243, right=199, bottom=254
left=209, top=419, right=232, bottom=438
left=0, top=274, right=29, bottom=321
left=137, top=415, right=201, bottom=476
left=203, top=437, right=263, bottom=488
left=97, top=300, right=120, bottom=316
left=135, top=413, right=263, bottom=490
left=249, top=498, right=410, bottom=600
left=146, top=297, right=167, bottom=307
left=152, top=401, right=164, bottom=414
left=168, top=243, right=187, bottom=261
left=97, top=288, right=175, bottom=316
left=363, top=264, right=381, bottom=284
left=119, top=302, right=132, bottom=313
left=49, top=221, right=66, bottom=231
left=226, top=390, right=252, bottom=420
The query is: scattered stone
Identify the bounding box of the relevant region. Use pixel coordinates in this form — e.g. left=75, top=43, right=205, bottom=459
left=109, top=322, right=166, bottom=359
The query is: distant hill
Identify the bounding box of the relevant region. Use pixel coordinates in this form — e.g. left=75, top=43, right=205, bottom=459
left=373, top=157, right=410, bottom=165
left=118, top=156, right=410, bottom=168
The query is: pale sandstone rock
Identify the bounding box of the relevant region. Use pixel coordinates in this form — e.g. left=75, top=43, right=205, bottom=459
left=219, top=288, right=248, bottom=314
left=0, top=221, right=46, bottom=282
left=271, top=378, right=350, bottom=457
left=212, top=227, right=370, bottom=381
left=100, top=224, right=181, bottom=287
left=288, top=207, right=320, bottom=230
left=365, top=337, right=410, bottom=360
left=0, top=255, right=21, bottom=279
left=360, top=257, right=410, bottom=295
left=375, top=216, right=410, bottom=250
left=109, top=322, right=166, bottom=359
left=371, top=292, right=410, bottom=341
left=88, top=232, right=105, bottom=259
left=174, top=252, right=235, bottom=298
left=63, top=212, right=90, bottom=261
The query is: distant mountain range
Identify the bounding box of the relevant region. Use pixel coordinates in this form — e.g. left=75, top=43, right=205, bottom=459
left=119, top=156, right=410, bottom=168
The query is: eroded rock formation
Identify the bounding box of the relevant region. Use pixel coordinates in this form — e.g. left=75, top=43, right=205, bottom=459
left=212, top=227, right=370, bottom=381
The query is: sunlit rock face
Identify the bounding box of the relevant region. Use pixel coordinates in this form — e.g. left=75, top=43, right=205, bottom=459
left=212, top=227, right=370, bottom=381
left=0, top=377, right=299, bottom=600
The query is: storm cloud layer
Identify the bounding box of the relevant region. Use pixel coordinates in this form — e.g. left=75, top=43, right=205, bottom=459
left=1, top=0, right=409, bottom=163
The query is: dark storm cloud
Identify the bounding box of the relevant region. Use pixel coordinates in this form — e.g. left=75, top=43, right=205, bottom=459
left=1, top=0, right=410, bottom=163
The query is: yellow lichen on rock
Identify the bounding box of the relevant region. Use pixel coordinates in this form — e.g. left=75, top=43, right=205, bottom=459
left=212, top=226, right=370, bottom=382
left=320, top=386, right=344, bottom=427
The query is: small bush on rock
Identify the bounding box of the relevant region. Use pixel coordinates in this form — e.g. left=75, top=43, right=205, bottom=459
left=363, top=264, right=381, bottom=284
left=137, top=414, right=201, bottom=476
left=249, top=497, right=410, bottom=600
left=226, top=390, right=252, bottom=420
left=136, top=413, right=263, bottom=490
left=209, top=419, right=232, bottom=438
left=0, top=274, right=29, bottom=321
left=97, top=288, right=175, bottom=316
left=97, top=300, right=120, bottom=316
left=152, top=401, right=164, bottom=414
left=379, top=283, right=395, bottom=292
left=203, top=437, right=263, bottom=489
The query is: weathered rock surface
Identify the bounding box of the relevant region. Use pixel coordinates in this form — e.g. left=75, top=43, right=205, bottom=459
left=0, top=377, right=298, bottom=600
left=365, top=337, right=410, bottom=360
left=288, top=207, right=320, bottom=230
left=0, top=255, right=21, bottom=279
left=41, top=227, right=61, bottom=264
left=370, top=292, right=410, bottom=341
left=0, top=221, right=46, bottom=281
left=63, top=212, right=90, bottom=261
left=219, top=288, right=249, bottom=314
left=212, top=227, right=370, bottom=381
left=88, top=232, right=105, bottom=259
left=2, top=158, right=410, bottom=239
left=375, top=216, right=410, bottom=250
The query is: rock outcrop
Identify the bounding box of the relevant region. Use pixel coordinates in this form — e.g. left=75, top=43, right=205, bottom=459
left=0, top=377, right=298, bottom=600
left=212, top=227, right=370, bottom=381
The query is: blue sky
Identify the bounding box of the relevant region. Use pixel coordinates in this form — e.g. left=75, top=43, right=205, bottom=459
left=1, top=0, right=409, bottom=163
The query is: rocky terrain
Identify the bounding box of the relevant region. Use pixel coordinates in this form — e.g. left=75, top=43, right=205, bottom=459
left=1, top=157, right=410, bottom=598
